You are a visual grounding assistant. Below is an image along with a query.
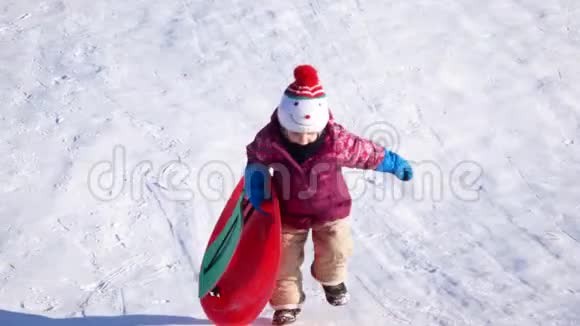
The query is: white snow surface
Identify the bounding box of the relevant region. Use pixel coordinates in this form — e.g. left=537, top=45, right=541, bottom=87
left=1, top=0, right=580, bottom=325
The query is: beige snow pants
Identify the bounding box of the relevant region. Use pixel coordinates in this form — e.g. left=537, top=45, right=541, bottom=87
left=269, top=218, right=353, bottom=310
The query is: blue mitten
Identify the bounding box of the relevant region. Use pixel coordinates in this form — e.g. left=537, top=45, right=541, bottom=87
left=394, top=162, right=413, bottom=181
left=375, top=149, right=413, bottom=181
left=244, top=163, right=270, bottom=212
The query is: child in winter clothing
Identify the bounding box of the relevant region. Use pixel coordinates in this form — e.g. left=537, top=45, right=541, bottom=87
left=244, top=65, right=412, bottom=325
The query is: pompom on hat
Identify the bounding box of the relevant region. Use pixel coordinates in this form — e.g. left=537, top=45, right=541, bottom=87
left=277, top=65, right=330, bottom=133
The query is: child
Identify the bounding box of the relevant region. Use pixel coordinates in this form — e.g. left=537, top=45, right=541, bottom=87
left=244, top=65, right=413, bottom=325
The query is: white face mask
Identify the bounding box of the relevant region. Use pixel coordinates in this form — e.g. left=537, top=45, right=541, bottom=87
left=278, top=95, right=329, bottom=134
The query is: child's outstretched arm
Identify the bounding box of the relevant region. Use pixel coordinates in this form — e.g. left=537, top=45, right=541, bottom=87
left=334, top=123, right=413, bottom=181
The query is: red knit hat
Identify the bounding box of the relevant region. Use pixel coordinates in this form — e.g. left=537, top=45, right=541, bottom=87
left=277, top=65, right=329, bottom=133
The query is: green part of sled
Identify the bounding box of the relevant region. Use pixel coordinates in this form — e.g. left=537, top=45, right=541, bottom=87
left=198, top=195, right=245, bottom=298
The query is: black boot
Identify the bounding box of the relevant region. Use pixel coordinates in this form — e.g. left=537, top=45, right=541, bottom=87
left=272, top=308, right=301, bottom=325
left=272, top=292, right=305, bottom=325
left=322, top=282, right=349, bottom=306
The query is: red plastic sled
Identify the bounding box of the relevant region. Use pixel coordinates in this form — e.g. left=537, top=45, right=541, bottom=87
left=199, top=177, right=282, bottom=325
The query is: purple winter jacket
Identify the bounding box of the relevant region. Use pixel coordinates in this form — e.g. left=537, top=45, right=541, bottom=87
left=246, top=110, right=385, bottom=229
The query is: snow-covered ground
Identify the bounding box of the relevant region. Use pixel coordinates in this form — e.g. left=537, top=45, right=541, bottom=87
left=1, top=0, right=580, bottom=325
